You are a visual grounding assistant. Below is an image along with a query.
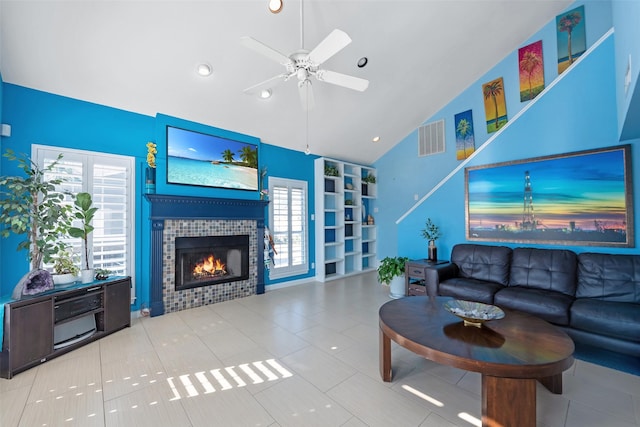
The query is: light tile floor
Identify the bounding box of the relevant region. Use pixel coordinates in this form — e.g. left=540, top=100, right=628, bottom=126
left=1, top=272, right=639, bottom=426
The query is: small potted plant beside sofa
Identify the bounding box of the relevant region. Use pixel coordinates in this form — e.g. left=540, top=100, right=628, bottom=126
left=378, top=256, right=409, bottom=299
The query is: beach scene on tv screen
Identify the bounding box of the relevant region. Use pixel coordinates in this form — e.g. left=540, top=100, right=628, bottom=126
left=167, top=126, right=258, bottom=190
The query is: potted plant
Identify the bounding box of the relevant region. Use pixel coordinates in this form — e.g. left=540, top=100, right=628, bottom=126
left=361, top=173, right=376, bottom=195
left=0, top=150, right=73, bottom=294
left=52, top=248, right=80, bottom=285
left=362, top=174, right=376, bottom=184
left=421, top=218, right=442, bottom=261
left=95, top=268, right=112, bottom=280
left=377, top=256, right=409, bottom=299
left=324, top=164, right=339, bottom=177
left=68, top=192, right=98, bottom=283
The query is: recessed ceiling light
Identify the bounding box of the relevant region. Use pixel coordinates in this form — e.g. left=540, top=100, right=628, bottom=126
left=357, top=57, right=368, bottom=68
left=197, top=63, right=212, bottom=77
left=260, top=89, right=272, bottom=99
left=269, top=0, right=283, bottom=13
left=372, top=136, right=380, bottom=142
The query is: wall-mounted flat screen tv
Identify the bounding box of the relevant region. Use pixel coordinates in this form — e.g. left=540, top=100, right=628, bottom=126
left=166, top=126, right=258, bottom=191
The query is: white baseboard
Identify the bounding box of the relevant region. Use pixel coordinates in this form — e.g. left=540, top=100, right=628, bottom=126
left=266, top=277, right=316, bottom=291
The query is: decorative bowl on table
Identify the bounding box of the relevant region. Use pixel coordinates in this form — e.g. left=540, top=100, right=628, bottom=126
left=443, top=299, right=505, bottom=328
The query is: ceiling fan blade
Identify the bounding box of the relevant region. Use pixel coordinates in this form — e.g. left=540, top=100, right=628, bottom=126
left=240, top=36, right=292, bottom=66
left=315, top=69, right=369, bottom=92
left=243, top=73, right=287, bottom=95
left=298, top=79, right=315, bottom=111
left=307, top=29, right=352, bottom=66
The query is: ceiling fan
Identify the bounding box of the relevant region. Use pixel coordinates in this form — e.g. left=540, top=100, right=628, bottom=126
left=240, top=0, right=369, bottom=110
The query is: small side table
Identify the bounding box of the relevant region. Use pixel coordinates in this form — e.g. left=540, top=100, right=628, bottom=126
left=405, top=259, right=451, bottom=297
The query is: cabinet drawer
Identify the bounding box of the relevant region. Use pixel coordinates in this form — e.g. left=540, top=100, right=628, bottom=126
left=408, top=282, right=427, bottom=296
left=406, top=265, right=427, bottom=279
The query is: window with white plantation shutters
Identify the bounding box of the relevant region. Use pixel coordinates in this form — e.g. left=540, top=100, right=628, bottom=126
left=33, top=145, right=135, bottom=301
left=268, top=177, right=308, bottom=279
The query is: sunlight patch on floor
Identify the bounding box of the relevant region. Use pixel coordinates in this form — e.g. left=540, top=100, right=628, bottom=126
left=166, top=358, right=294, bottom=400
left=401, top=384, right=444, bottom=407
left=458, top=411, right=481, bottom=426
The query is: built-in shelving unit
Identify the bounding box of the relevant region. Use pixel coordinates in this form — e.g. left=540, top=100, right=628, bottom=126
left=315, top=158, right=376, bottom=282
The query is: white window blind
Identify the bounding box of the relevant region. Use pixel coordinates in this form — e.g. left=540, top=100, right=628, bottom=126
left=33, top=145, right=136, bottom=300
left=268, top=177, right=308, bottom=279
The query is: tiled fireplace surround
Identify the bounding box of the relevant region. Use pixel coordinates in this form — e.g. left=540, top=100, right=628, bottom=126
left=146, top=195, right=268, bottom=317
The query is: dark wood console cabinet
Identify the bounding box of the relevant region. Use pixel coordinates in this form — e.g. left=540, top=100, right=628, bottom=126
left=1, top=276, right=131, bottom=379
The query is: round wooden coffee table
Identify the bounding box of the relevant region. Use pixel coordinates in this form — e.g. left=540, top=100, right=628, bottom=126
left=379, top=296, right=574, bottom=427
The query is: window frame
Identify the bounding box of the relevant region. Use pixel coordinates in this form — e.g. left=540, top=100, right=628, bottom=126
left=32, top=144, right=136, bottom=302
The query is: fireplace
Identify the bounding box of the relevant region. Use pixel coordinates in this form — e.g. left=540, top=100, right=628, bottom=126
left=146, top=194, right=268, bottom=317
left=175, top=235, right=249, bottom=291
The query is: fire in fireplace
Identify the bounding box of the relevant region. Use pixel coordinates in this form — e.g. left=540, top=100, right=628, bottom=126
left=175, top=235, right=249, bottom=291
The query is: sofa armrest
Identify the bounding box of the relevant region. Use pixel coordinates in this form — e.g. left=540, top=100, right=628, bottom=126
left=431, top=263, right=459, bottom=283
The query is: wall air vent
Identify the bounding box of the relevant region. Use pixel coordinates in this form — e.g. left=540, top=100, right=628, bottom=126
left=418, top=119, right=445, bottom=157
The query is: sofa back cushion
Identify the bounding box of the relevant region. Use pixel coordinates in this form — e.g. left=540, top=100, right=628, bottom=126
left=509, top=248, right=577, bottom=296
left=577, top=253, right=640, bottom=302
left=450, top=244, right=512, bottom=286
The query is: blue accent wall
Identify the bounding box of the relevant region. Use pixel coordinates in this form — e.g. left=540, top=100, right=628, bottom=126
left=375, top=1, right=639, bottom=261
left=0, top=85, right=318, bottom=301
left=260, top=143, right=317, bottom=285
left=0, top=85, right=155, bottom=301
left=0, top=71, right=3, bottom=268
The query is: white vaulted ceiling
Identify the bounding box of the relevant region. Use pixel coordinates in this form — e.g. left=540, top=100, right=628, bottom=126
left=0, top=0, right=572, bottom=163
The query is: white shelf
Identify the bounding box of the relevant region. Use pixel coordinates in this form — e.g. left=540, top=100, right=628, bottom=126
left=315, top=157, right=376, bottom=282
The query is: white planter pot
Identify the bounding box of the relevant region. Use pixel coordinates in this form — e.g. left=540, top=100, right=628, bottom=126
left=52, top=273, right=76, bottom=285
left=80, top=269, right=95, bottom=284
left=389, top=276, right=405, bottom=299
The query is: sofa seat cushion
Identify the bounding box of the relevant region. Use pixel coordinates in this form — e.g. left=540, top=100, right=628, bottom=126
left=509, top=248, right=577, bottom=296
left=438, top=278, right=503, bottom=304
left=570, top=299, right=640, bottom=342
left=494, top=287, right=573, bottom=326
left=450, top=244, right=512, bottom=286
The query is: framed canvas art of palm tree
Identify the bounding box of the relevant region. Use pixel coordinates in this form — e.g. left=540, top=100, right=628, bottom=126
left=519, top=40, right=545, bottom=102
left=557, top=5, right=586, bottom=74
left=455, top=109, right=475, bottom=160
left=482, top=77, right=508, bottom=133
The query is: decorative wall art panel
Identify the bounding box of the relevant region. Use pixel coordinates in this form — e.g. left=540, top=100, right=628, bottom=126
left=557, top=5, right=586, bottom=74
left=455, top=109, right=475, bottom=160
left=465, top=145, right=634, bottom=247
left=482, top=77, right=508, bottom=133
left=519, top=40, right=545, bottom=102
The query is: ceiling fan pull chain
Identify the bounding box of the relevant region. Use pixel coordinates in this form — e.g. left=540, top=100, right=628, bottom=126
left=299, top=0, right=304, bottom=49
left=306, top=94, right=310, bottom=154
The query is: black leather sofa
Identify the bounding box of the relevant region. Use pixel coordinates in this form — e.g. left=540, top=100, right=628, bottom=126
left=434, top=244, right=640, bottom=357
